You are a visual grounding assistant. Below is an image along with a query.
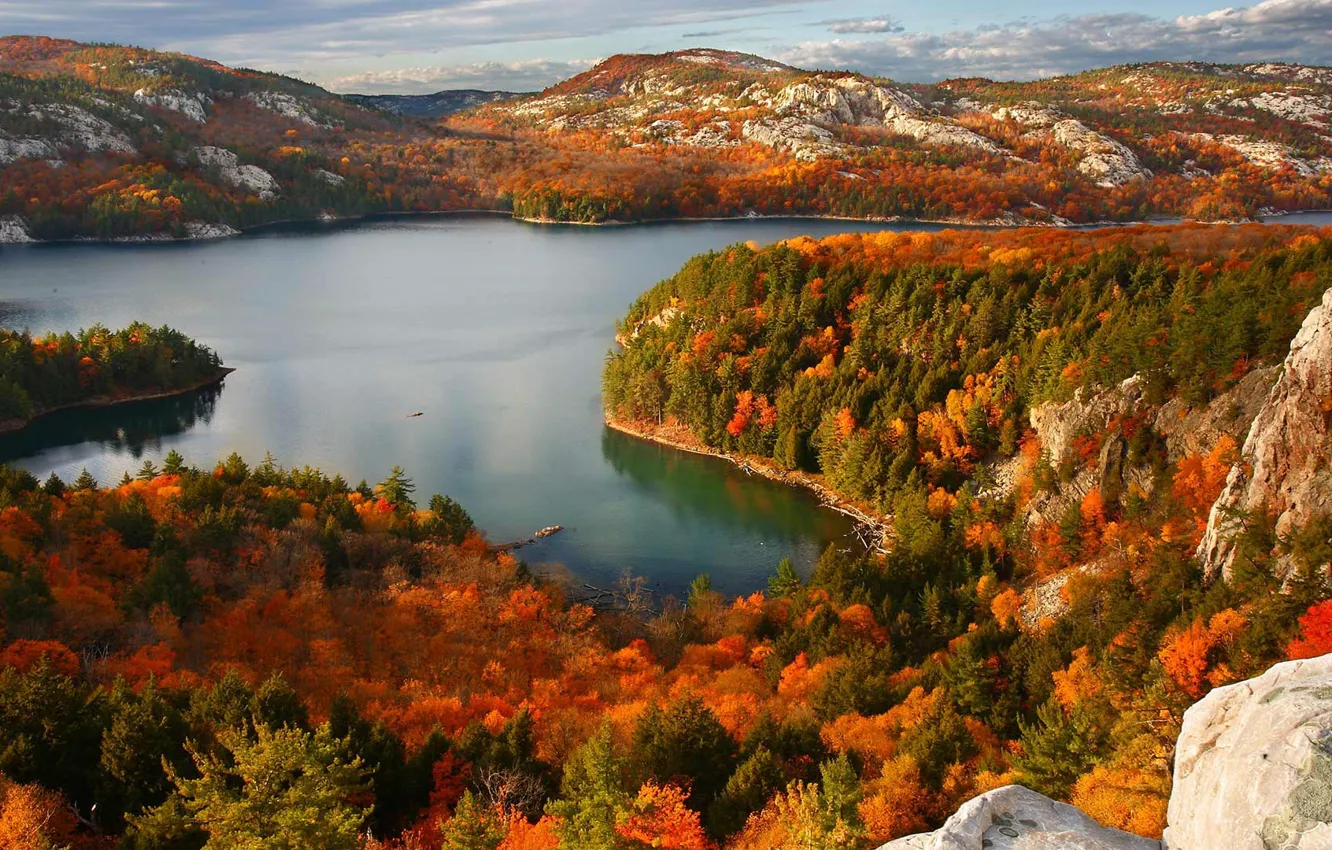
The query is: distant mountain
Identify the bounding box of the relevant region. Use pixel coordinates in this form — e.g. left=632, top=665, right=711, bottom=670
left=2, top=37, right=1331, bottom=240
left=345, top=89, right=531, bottom=119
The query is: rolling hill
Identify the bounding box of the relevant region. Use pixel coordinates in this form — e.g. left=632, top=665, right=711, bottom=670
left=2, top=38, right=1331, bottom=240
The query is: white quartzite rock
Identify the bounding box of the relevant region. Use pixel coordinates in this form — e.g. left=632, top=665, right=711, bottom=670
left=1198, top=287, right=1332, bottom=581
left=1164, top=654, right=1332, bottom=850
left=192, top=146, right=280, bottom=201
left=878, top=785, right=1160, bottom=850
left=0, top=215, right=35, bottom=244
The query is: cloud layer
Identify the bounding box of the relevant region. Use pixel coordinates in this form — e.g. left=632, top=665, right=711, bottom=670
left=822, top=17, right=903, bottom=35
left=2, top=0, right=1331, bottom=91
left=327, top=59, right=597, bottom=94
left=0, top=0, right=805, bottom=66
left=783, top=0, right=1332, bottom=80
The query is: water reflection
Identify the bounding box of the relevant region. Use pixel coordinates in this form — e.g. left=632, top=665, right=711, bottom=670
left=600, top=426, right=853, bottom=548
left=0, top=383, right=224, bottom=464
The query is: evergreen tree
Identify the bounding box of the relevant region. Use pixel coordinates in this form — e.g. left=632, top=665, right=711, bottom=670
left=547, top=724, right=630, bottom=850
left=251, top=673, right=309, bottom=731
left=162, top=450, right=187, bottom=475
left=707, top=746, right=784, bottom=836
left=132, top=724, right=366, bottom=850
left=437, top=792, right=506, bottom=850
left=631, top=694, right=737, bottom=812
left=1013, top=698, right=1108, bottom=799
left=768, top=558, right=801, bottom=599
left=74, top=467, right=98, bottom=491
left=377, top=466, right=416, bottom=512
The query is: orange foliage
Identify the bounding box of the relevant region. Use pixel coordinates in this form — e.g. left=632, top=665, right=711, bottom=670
left=1288, top=600, right=1332, bottom=660
left=0, top=776, right=77, bottom=850
left=859, top=756, right=932, bottom=844
left=0, top=640, right=80, bottom=676
left=990, top=589, right=1022, bottom=629
left=1052, top=647, right=1103, bottom=709
left=1158, top=609, right=1247, bottom=698
left=616, top=782, right=713, bottom=850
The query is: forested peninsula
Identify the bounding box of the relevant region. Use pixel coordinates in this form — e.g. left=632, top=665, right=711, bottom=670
left=0, top=323, right=229, bottom=433
left=2, top=223, right=1332, bottom=848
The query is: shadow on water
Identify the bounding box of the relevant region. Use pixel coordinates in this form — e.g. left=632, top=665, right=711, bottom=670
left=600, top=425, right=855, bottom=546
left=0, top=384, right=224, bottom=465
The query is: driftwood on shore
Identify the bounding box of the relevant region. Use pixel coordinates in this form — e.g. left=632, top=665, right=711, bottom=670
left=497, top=525, right=566, bottom=552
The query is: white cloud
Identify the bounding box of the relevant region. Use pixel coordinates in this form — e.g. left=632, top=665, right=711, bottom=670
left=327, top=58, right=597, bottom=93
left=783, top=0, right=1332, bottom=80
left=0, top=0, right=809, bottom=67
left=822, top=16, right=902, bottom=34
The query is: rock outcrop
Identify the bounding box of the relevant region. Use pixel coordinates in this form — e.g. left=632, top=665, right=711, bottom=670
left=192, top=146, right=280, bottom=201
left=1164, top=654, right=1332, bottom=850
left=133, top=87, right=212, bottom=122
left=879, top=654, right=1332, bottom=850
left=0, top=215, right=34, bottom=244
left=1198, top=287, right=1332, bottom=581
left=878, top=784, right=1159, bottom=850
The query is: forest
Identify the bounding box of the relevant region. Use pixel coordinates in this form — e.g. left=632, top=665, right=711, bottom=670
left=0, top=323, right=225, bottom=429
left=0, top=225, right=1330, bottom=848
left=4, top=38, right=1332, bottom=239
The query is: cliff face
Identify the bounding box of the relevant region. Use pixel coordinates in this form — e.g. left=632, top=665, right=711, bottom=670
left=1020, top=363, right=1278, bottom=533
left=1198, top=287, right=1332, bottom=581
left=879, top=654, right=1332, bottom=850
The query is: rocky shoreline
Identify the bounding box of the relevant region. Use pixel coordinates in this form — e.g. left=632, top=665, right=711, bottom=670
left=0, top=367, right=235, bottom=435
left=605, top=415, right=892, bottom=551
left=6, top=207, right=1324, bottom=246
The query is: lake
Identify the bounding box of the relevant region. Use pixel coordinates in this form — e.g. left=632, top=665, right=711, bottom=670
left=4, top=212, right=1329, bottom=596
left=0, top=215, right=927, bottom=597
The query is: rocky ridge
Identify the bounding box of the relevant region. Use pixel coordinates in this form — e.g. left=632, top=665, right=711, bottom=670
left=491, top=51, right=1332, bottom=180
left=1199, top=286, right=1332, bottom=581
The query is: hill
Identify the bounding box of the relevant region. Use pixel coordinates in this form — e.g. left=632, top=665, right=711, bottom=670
left=1, top=38, right=1331, bottom=239
left=346, top=89, right=531, bottom=118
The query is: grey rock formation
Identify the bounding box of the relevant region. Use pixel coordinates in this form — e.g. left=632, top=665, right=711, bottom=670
left=879, top=654, right=1332, bottom=850
left=1198, top=288, right=1332, bottom=581
left=1164, top=654, right=1332, bottom=850
left=878, top=784, right=1160, bottom=850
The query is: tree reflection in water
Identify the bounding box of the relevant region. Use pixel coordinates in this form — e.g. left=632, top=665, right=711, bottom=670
left=0, top=383, right=223, bottom=464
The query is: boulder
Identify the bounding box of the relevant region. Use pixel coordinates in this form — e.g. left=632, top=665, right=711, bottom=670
left=1198, top=287, right=1332, bottom=581
left=877, top=785, right=1160, bottom=850
left=1163, top=654, right=1332, bottom=850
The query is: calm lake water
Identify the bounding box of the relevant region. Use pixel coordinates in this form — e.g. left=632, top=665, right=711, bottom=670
left=3, top=212, right=1329, bottom=596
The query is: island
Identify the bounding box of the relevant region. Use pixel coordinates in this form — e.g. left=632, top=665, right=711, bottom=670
left=0, top=322, right=231, bottom=434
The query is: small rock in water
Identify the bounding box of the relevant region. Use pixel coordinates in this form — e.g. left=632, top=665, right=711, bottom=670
left=534, top=525, right=564, bottom=539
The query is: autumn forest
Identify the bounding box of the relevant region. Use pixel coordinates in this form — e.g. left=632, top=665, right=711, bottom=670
left=2, top=24, right=1332, bottom=850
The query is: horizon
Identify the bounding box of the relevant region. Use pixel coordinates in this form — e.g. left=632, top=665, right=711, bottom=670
left=0, top=0, right=1329, bottom=94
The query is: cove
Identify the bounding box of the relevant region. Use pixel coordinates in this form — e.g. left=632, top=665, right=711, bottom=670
left=3, top=212, right=1330, bottom=596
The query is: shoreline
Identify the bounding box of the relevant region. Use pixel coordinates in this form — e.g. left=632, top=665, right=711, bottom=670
left=0, top=367, right=236, bottom=435
left=604, top=415, right=892, bottom=552
left=5, top=207, right=1330, bottom=246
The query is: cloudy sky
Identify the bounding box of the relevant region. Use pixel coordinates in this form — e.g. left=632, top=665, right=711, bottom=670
left=2, top=0, right=1330, bottom=93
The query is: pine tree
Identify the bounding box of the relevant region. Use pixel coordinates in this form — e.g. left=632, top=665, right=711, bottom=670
left=708, top=746, right=784, bottom=836
left=1013, top=697, right=1107, bottom=798
left=132, top=724, right=366, bottom=850
left=377, top=466, right=416, bottom=512
left=547, top=724, right=630, bottom=850
left=74, top=468, right=97, bottom=491
left=162, top=450, right=186, bottom=475
left=768, top=558, right=801, bottom=598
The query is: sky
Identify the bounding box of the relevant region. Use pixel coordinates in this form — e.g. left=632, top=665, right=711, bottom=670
left=1, top=0, right=1331, bottom=93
